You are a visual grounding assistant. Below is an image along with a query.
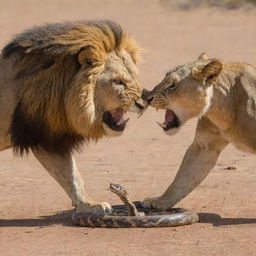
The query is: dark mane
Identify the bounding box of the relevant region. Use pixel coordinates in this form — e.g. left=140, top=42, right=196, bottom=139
left=10, top=102, right=84, bottom=156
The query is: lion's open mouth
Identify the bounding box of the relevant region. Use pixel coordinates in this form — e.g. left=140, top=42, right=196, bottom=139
left=157, top=109, right=180, bottom=131
left=103, top=108, right=129, bottom=132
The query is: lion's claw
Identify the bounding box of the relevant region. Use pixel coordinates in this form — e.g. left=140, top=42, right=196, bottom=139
left=76, top=202, right=113, bottom=216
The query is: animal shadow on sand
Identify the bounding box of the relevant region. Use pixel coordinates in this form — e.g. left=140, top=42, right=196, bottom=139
left=198, top=213, right=256, bottom=226
left=0, top=209, right=75, bottom=227
left=1, top=209, right=256, bottom=227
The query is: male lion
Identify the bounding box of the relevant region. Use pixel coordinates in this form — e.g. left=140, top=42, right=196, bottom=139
left=0, top=20, right=144, bottom=215
left=142, top=53, right=256, bottom=210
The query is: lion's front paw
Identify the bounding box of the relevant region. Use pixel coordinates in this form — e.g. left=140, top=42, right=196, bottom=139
left=142, top=196, right=170, bottom=210
left=76, top=201, right=112, bottom=216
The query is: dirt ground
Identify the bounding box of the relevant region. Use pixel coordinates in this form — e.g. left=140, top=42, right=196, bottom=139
left=0, top=0, right=256, bottom=255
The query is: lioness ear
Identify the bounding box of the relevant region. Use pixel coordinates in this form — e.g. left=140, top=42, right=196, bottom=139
left=192, top=60, right=222, bottom=85
left=197, top=53, right=209, bottom=61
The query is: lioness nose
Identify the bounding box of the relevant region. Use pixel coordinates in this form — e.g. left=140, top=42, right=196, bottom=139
left=142, top=89, right=153, bottom=104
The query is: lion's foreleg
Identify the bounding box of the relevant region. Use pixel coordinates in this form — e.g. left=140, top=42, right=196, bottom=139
left=143, top=118, right=228, bottom=210
left=32, top=148, right=112, bottom=215
left=0, top=143, right=11, bottom=152
left=0, top=135, right=11, bottom=152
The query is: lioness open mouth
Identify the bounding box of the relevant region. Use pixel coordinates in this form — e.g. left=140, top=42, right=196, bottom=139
left=157, top=109, right=180, bottom=131
left=103, top=108, right=129, bottom=132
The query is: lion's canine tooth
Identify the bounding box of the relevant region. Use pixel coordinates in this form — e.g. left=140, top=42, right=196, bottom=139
left=117, top=120, right=124, bottom=126
left=117, top=118, right=130, bottom=126
left=156, top=121, right=167, bottom=128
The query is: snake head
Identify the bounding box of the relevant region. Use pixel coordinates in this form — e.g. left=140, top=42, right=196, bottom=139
left=109, top=183, right=128, bottom=197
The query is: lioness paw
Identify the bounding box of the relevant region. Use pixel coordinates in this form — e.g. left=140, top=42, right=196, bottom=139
left=142, top=197, right=170, bottom=210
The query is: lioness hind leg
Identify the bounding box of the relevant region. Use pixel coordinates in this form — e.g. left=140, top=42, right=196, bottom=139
left=32, top=148, right=112, bottom=216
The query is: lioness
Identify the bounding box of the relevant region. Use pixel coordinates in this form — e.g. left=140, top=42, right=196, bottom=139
left=0, top=20, right=144, bottom=215
left=142, top=53, right=256, bottom=210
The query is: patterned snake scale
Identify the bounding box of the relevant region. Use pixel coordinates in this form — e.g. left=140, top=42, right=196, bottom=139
left=72, top=184, right=199, bottom=228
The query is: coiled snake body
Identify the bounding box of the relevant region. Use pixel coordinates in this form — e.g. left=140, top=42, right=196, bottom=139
left=72, top=183, right=199, bottom=228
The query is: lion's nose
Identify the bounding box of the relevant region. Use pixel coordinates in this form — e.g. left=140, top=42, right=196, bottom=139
left=147, top=96, right=154, bottom=104
left=142, top=89, right=150, bottom=100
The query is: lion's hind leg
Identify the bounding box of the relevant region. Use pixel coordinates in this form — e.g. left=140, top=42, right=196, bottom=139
left=32, top=148, right=112, bottom=216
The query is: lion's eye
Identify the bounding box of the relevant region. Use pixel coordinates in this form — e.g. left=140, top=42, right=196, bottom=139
left=86, top=60, right=93, bottom=66
left=113, top=79, right=126, bottom=86
left=84, top=59, right=95, bottom=67
left=166, top=82, right=177, bottom=90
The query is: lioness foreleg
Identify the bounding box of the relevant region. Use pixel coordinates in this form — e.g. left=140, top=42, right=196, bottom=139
left=33, top=148, right=112, bottom=215
left=143, top=118, right=228, bottom=210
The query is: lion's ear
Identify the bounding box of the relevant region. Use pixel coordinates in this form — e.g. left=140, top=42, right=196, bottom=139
left=192, top=60, right=222, bottom=85
left=77, top=46, right=105, bottom=69
left=78, top=47, right=96, bottom=68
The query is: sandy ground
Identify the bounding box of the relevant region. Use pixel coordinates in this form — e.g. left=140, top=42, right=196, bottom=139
left=0, top=0, right=256, bottom=255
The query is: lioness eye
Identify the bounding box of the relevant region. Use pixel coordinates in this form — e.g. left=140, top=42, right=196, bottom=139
left=166, top=82, right=177, bottom=90
left=113, top=79, right=126, bottom=86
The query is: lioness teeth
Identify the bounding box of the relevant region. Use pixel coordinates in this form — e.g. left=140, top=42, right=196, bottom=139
left=156, top=121, right=167, bottom=128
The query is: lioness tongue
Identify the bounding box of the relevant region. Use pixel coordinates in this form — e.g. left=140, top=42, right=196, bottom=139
left=165, top=109, right=175, bottom=125
left=156, top=109, right=175, bottom=128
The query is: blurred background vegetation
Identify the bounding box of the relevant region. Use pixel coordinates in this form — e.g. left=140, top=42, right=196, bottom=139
left=159, top=0, right=256, bottom=10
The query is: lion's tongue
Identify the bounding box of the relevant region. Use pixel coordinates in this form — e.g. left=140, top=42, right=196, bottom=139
left=111, top=109, right=123, bottom=122
left=110, top=109, right=129, bottom=126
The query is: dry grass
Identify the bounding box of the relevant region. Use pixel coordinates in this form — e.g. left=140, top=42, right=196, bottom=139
left=159, top=0, right=256, bottom=10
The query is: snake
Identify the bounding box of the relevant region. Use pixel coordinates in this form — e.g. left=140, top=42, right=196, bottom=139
left=72, top=183, right=199, bottom=228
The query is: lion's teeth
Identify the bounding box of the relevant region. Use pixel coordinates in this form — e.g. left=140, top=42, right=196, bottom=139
left=117, top=120, right=124, bottom=126
left=117, top=118, right=129, bottom=126
left=156, top=121, right=167, bottom=128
